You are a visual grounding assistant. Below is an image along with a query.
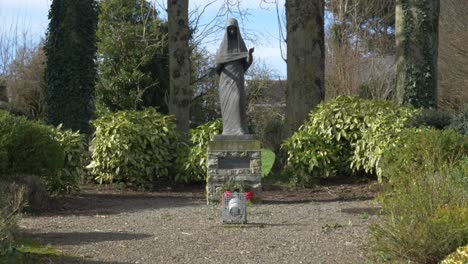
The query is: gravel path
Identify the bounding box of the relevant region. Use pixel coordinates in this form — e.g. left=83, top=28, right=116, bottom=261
left=20, top=184, right=379, bottom=264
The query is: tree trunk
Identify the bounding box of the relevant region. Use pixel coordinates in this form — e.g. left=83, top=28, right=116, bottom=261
left=395, top=0, right=440, bottom=108
left=168, top=0, right=191, bottom=134
left=437, top=0, right=468, bottom=111
left=270, top=0, right=325, bottom=175
left=284, top=0, right=325, bottom=138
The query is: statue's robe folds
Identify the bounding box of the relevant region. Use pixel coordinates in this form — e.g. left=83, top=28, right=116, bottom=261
left=218, top=60, right=250, bottom=135
left=215, top=18, right=252, bottom=135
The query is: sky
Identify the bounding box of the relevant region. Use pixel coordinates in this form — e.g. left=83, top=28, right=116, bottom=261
left=0, top=0, right=287, bottom=78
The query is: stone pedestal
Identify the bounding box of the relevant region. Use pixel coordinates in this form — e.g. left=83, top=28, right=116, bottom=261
left=206, top=135, right=262, bottom=205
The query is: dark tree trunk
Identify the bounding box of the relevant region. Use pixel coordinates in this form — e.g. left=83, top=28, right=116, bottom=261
left=284, top=0, right=325, bottom=138
left=168, top=0, right=191, bottom=134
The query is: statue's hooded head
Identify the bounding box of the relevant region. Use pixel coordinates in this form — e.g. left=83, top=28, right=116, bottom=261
left=215, top=18, right=248, bottom=65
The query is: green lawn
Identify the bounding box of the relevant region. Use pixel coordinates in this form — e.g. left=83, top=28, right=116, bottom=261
left=261, top=148, right=275, bottom=177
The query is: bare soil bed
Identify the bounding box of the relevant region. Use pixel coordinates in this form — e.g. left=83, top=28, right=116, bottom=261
left=19, top=182, right=380, bottom=264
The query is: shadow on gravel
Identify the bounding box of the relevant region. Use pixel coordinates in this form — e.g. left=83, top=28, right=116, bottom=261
left=220, top=222, right=306, bottom=228
left=340, top=207, right=380, bottom=215
left=263, top=195, right=373, bottom=205
left=29, top=231, right=152, bottom=246
left=47, top=257, right=130, bottom=264
left=35, top=192, right=204, bottom=217
left=11, top=254, right=132, bottom=264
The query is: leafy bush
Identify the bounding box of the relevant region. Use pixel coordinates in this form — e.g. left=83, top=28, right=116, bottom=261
left=406, top=108, right=452, bottom=129
left=448, top=106, right=468, bottom=135
left=0, top=182, right=24, bottom=256
left=0, top=111, right=86, bottom=195
left=87, top=108, right=183, bottom=188
left=381, top=129, right=468, bottom=181
left=0, top=110, right=64, bottom=177
left=282, top=96, right=417, bottom=183
left=48, top=125, right=89, bottom=194
left=441, top=245, right=468, bottom=264
left=179, top=119, right=222, bottom=183
left=371, top=129, right=468, bottom=263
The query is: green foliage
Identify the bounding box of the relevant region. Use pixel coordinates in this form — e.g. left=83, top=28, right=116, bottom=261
left=441, top=245, right=468, bottom=264
left=0, top=111, right=86, bottom=195
left=48, top=125, right=89, bottom=194
left=179, top=119, right=222, bottom=182
left=44, top=0, right=98, bottom=133
left=0, top=111, right=64, bottom=177
left=1, top=239, right=63, bottom=263
left=371, top=129, right=468, bottom=263
left=282, top=96, right=416, bottom=184
left=448, top=106, right=468, bottom=135
left=88, top=108, right=183, bottom=188
left=406, top=108, right=452, bottom=129
left=96, top=0, right=169, bottom=113
left=0, top=183, right=24, bottom=257
left=380, top=129, right=468, bottom=181
left=261, top=149, right=275, bottom=177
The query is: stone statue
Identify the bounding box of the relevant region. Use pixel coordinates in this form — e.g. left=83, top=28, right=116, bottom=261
left=215, top=18, right=254, bottom=135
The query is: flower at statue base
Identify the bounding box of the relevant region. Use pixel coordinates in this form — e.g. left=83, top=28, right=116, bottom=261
left=224, top=191, right=233, bottom=199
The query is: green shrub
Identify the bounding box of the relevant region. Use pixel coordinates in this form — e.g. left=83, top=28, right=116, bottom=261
left=179, top=119, right=222, bottom=183
left=448, top=106, right=468, bottom=135
left=441, top=245, right=468, bottom=264
left=282, top=96, right=417, bottom=183
left=371, top=129, right=468, bottom=263
left=87, top=108, right=183, bottom=188
left=48, top=125, right=89, bottom=194
left=381, top=129, right=468, bottom=181
left=406, top=108, right=452, bottom=129
left=0, top=110, right=64, bottom=177
left=0, top=182, right=24, bottom=256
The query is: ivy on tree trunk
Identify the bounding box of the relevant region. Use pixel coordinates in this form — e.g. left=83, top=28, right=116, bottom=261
left=44, top=0, right=98, bottom=134
left=395, top=0, right=440, bottom=108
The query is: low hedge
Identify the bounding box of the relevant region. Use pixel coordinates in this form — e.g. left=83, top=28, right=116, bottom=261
left=0, top=110, right=87, bottom=195
left=282, top=96, right=417, bottom=184
left=0, top=110, right=64, bottom=177
left=87, top=108, right=184, bottom=188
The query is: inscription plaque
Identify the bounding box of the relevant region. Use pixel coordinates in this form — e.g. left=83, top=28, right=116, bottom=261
left=218, top=157, right=250, bottom=169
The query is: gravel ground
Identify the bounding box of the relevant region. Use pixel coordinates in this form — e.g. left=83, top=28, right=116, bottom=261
left=19, top=184, right=380, bottom=264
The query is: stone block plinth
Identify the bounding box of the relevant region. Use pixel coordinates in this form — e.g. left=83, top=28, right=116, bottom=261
left=206, top=135, right=262, bottom=205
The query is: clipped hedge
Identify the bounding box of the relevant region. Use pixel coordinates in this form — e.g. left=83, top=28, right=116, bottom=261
left=371, top=129, right=468, bottom=263
left=178, top=119, right=222, bottom=183
left=0, top=110, right=87, bottom=195
left=282, top=96, right=417, bottom=183
left=0, top=110, right=64, bottom=178
left=87, top=108, right=183, bottom=188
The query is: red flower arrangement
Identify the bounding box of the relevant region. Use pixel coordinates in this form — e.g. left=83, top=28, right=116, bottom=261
left=224, top=191, right=253, bottom=201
